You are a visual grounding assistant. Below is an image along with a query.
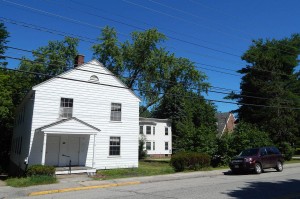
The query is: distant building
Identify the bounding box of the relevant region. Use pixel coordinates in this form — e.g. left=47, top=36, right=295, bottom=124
left=139, top=117, right=172, bottom=158
left=215, top=112, right=236, bottom=137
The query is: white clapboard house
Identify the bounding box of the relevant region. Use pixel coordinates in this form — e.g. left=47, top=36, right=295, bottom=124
left=139, top=117, right=172, bottom=158
left=10, top=55, right=140, bottom=174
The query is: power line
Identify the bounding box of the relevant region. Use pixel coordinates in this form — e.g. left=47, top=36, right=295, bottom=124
left=6, top=43, right=297, bottom=79
left=1, top=54, right=296, bottom=104
left=1, top=16, right=243, bottom=70
left=127, top=0, right=300, bottom=56
left=68, top=0, right=242, bottom=54
left=1, top=66, right=299, bottom=110
left=1, top=0, right=241, bottom=57
left=1, top=2, right=296, bottom=77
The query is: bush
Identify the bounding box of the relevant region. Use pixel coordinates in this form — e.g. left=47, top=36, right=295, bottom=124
left=26, top=165, right=55, bottom=176
left=278, top=142, right=295, bottom=161
left=170, top=151, right=210, bottom=172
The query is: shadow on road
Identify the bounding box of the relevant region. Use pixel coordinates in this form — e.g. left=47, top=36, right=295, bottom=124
left=224, top=179, right=300, bottom=199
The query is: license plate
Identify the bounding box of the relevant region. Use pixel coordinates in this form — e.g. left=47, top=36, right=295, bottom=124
left=234, top=165, right=239, bottom=168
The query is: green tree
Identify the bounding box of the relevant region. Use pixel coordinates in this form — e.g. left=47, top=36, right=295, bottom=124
left=214, top=122, right=273, bottom=166
left=230, top=34, right=300, bottom=144
left=153, top=87, right=217, bottom=155
left=92, top=26, right=208, bottom=112
left=0, top=22, right=11, bottom=172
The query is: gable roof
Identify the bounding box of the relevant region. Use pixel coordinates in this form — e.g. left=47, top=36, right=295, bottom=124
left=215, top=112, right=232, bottom=136
left=36, top=117, right=100, bottom=134
left=32, top=59, right=141, bottom=101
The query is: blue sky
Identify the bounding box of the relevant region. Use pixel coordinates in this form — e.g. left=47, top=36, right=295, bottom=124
left=1, top=0, right=300, bottom=113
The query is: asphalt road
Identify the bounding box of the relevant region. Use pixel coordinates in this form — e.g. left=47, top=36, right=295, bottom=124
left=19, top=166, right=300, bottom=199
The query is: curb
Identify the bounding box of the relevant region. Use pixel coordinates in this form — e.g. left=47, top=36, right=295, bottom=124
left=28, top=181, right=141, bottom=196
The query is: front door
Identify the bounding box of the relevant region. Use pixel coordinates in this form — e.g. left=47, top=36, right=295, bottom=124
left=69, top=137, right=80, bottom=166
left=45, top=136, right=60, bottom=166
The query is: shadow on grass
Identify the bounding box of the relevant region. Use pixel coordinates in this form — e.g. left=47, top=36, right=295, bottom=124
left=0, top=174, right=8, bottom=181
left=224, top=179, right=300, bottom=199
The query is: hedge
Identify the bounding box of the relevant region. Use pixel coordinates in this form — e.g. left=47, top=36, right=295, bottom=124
left=170, top=151, right=210, bottom=172
left=26, top=165, right=55, bottom=176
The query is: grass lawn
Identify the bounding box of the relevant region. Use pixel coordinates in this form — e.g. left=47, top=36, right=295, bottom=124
left=285, top=159, right=300, bottom=164
left=95, top=160, right=230, bottom=180
left=5, top=175, right=57, bottom=187
left=95, top=161, right=175, bottom=180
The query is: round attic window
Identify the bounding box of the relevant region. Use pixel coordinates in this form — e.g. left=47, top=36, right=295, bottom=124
left=90, top=75, right=99, bottom=82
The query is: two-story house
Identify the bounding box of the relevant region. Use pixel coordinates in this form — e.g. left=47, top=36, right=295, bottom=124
left=10, top=55, right=140, bottom=175
left=139, top=117, right=172, bottom=158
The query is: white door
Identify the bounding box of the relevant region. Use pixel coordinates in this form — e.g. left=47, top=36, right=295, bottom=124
left=45, top=136, right=60, bottom=166
left=69, top=137, right=80, bottom=166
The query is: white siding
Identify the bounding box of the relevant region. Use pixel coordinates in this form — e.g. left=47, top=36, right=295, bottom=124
left=25, top=60, right=140, bottom=169
left=10, top=92, right=35, bottom=170
left=139, top=118, right=172, bottom=156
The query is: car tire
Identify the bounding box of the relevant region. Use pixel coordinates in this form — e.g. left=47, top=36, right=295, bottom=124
left=254, top=163, right=262, bottom=174
left=275, top=161, right=283, bottom=172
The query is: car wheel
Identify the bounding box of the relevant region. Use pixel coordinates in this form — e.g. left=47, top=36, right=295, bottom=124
left=275, top=161, right=283, bottom=172
left=254, top=163, right=262, bottom=174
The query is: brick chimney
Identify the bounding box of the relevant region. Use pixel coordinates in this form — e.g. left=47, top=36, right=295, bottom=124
left=74, top=54, right=84, bottom=67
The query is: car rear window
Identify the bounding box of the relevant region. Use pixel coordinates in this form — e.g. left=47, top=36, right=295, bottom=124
left=239, top=148, right=259, bottom=156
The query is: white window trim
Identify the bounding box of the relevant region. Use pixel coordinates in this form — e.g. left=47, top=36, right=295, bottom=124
left=110, top=102, right=122, bottom=122
left=59, top=97, right=74, bottom=119
left=108, top=136, right=121, bottom=157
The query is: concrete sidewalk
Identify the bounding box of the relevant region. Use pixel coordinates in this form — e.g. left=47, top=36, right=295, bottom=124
left=1, top=163, right=299, bottom=198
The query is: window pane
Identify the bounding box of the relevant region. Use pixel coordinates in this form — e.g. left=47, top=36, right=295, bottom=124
left=111, top=103, right=121, bottom=121
left=153, top=127, right=155, bottom=135
left=165, top=142, right=168, bottom=150
left=146, top=142, right=151, bottom=150
left=140, top=126, right=143, bottom=134
left=60, top=98, right=73, bottom=118
left=109, top=137, right=120, bottom=156
left=153, top=142, right=155, bottom=150
left=146, top=126, right=151, bottom=134
left=165, top=127, right=168, bottom=135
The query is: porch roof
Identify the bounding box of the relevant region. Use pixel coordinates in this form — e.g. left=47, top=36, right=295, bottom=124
left=36, top=117, right=100, bottom=135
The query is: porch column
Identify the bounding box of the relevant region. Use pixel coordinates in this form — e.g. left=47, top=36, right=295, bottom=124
left=92, top=134, right=96, bottom=168
left=41, top=133, right=47, bottom=165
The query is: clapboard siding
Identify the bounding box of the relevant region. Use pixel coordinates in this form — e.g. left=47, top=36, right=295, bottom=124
left=139, top=118, right=172, bottom=156
left=12, top=60, right=140, bottom=171
left=10, top=93, right=35, bottom=170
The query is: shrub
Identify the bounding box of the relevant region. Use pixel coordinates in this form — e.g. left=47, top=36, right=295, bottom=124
left=26, top=165, right=55, bottom=176
left=170, top=151, right=210, bottom=172
left=278, top=142, right=295, bottom=161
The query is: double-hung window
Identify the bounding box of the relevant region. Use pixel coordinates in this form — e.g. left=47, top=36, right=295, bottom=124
left=109, top=137, right=121, bottom=156
left=140, top=126, right=143, bottom=134
left=111, top=103, right=122, bottom=121
left=165, top=142, right=169, bottom=150
left=146, top=142, right=151, bottom=150
left=165, top=127, right=169, bottom=135
left=60, top=98, right=73, bottom=118
left=146, top=126, right=151, bottom=135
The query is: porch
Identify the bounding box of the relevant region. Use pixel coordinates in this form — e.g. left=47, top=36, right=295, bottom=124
left=55, top=166, right=96, bottom=175
left=34, top=117, right=101, bottom=174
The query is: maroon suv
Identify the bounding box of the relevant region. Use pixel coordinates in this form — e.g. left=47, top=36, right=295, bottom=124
left=229, top=146, right=284, bottom=174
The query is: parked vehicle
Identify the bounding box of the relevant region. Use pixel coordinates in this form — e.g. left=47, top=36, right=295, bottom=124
left=229, top=146, right=284, bottom=174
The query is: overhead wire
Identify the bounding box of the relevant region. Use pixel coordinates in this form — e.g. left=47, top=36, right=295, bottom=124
left=0, top=0, right=241, bottom=57
left=1, top=54, right=296, bottom=104
left=127, top=0, right=300, bottom=56
left=1, top=66, right=299, bottom=110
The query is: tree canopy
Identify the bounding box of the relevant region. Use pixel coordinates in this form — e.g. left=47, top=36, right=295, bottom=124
left=92, top=26, right=209, bottom=111
left=230, top=34, right=300, bottom=144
